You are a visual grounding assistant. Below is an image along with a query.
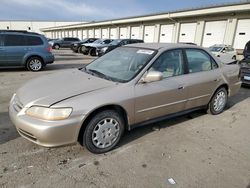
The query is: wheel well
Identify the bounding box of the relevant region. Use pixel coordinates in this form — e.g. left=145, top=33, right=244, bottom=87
left=209, top=84, right=229, bottom=104
left=26, top=55, right=44, bottom=66
left=218, top=84, right=229, bottom=94
left=77, top=105, right=128, bottom=145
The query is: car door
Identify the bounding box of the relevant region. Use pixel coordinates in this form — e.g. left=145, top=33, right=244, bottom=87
left=183, top=48, right=221, bottom=109
left=134, top=49, right=188, bottom=124
left=3, top=34, right=27, bottom=66
left=61, top=38, right=70, bottom=47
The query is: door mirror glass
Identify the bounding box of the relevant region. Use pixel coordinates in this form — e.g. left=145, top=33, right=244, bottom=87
left=141, top=71, right=163, bottom=83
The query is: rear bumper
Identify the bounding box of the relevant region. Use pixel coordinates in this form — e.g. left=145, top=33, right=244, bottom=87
left=44, top=54, right=55, bottom=64
left=229, top=81, right=242, bottom=96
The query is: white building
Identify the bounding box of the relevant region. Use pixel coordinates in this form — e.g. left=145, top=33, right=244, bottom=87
left=41, top=2, right=250, bottom=50
left=0, top=20, right=81, bottom=35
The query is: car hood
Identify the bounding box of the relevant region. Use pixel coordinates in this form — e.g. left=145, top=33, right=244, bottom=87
left=16, top=69, right=116, bottom=107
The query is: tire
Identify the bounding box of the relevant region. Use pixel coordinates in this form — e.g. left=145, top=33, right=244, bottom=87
left=83, top=110, right=125, bottom=154
left=89, top=48, right=96, bottom=56
left=26, top=57, right=44, bottom=72
left=81, top=46, right=87, bottom=54
left=207, top=87, right=228, bottom=115
left=77, top=47, right=82, bottom=53
left=54, top=44, right=60, bottom=50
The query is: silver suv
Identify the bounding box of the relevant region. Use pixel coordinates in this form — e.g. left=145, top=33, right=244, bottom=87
left=0, top=30, right=54, bottom=71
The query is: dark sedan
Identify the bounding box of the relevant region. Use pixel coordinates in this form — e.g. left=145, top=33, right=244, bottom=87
left=239, top=60, right=250, bottom=86
left=70, top=38, right=98, bottom=53
left=96, top=39, right=144, bottom=56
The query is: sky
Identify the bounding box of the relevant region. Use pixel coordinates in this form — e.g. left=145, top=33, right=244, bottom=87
left=0, top=0, right=246, bottom=22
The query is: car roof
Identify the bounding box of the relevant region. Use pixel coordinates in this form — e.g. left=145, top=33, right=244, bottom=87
left=125, top=43, right=202, bottom=50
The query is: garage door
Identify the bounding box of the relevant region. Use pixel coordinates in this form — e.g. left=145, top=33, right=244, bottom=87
left=102, top=28, right=109, bottom=39
left=88, top=29, right=94, bottom=38
left=94, top=29, right=101, bottom=38
left=82, top=30, right=87, bottom=39
left=77, top=30, right=81, bottom=39
left=131, top=26, right=140, bottom=39
left=144, top=25, right=155, bottom=43
left=202, top=21, right=227, bottom=47
left=120, top=27, right=127, bottom=39
left=234, top=19, right=250, bottom=49
left=179, top=23, right=197, bottom=43
left=159, top=24, right=174, bottom=43
left=110, top=28, right=118, bottom=39
left=68, top=31, right=73, bottom=37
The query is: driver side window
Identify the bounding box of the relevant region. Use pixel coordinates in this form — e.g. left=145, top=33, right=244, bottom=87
left=150, top=49, right=184, bottom=78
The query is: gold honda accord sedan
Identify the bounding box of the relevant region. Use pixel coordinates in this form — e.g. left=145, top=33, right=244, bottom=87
left=9, top=43, right=241, bottom=153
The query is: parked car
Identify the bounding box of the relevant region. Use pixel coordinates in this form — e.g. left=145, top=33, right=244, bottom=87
left=96, top=39, right=144, bottom=56
left=0, top=30, right=54, bottom=71
left=243, top=40, right=250, bottom=60
left=80, top=39, right=113, bottom=56
left=9, top=43, right=241, bottom=153
left=208, top=44, right=237, bottom=63
left=49, top=37, right=80, bottom=49
left=239, top=59, right=250, bottom=86
left=47, top=38, right=58, bottom=42
left=70, top=38, right=98, bottom=53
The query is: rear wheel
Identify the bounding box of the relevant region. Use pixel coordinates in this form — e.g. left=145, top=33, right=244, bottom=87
left=26, top=57, right=44, bottom=72
left=83, top=110, right=125, bottom=154
left=54, top=44, right=60, bottom=50
left=89, top=48, right=96, bottom=56
left=207, top=87, right=228, bottom=115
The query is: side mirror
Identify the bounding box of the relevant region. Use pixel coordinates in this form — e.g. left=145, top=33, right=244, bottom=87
left=222, top=49, right=226, bottom=53
left=140, top=71, right=163, bottom=83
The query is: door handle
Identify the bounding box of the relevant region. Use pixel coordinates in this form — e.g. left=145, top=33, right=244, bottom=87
left=214, top=78, right=220, bottom=82
left=178, top=86, right=185, bottom=90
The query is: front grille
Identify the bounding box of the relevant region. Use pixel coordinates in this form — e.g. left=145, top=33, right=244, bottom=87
left=18, top=128, right=37, bottom=142
left=13, top=96, right=24, bottom=113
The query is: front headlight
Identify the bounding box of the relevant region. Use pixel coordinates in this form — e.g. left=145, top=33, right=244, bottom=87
left=26, top=106, right=72, bottom=121
left=100, top=47, right=108, bottom=52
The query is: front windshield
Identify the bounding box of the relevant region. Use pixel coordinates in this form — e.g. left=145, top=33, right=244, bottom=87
left=93, top=39, right=103, bottom=44
left=209, top=47, right=223, bottom=52
left=110, top=39, right=122, bottom=45
left=84, top=47, right=156, bottom=82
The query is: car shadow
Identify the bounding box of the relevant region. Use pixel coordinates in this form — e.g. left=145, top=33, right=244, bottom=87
left=119, top=110, right=205, bottom=148
left=227, top=86, right=250, bottom=108
left=0, top=112, right=20, bottom=145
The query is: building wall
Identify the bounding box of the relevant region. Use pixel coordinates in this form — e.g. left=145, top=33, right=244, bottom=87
left=0, top=21, right=81, bottom=35
left=42, top=4, right=250, bottom=49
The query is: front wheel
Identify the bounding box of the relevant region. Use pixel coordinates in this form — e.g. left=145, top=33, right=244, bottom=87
left=26, top=57, right=44, bottom=72
left=83, top=110, right=125, bottom=154
left=207, top=87, right=228, bottom=115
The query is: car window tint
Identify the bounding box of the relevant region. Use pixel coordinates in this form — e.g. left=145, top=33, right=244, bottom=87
left=186, top=49, right=214, bottom=73
left=150, top=49, right=184, bottom=78
left=25, top=36, right=43, bottom=46
left=4, top=34, right=26, bottom=46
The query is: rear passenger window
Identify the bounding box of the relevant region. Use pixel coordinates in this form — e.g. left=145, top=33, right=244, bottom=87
left=4, top=35, right=26, bottom=46
left=150, top=50, right=184, bottom=78
left=185, top=49, right=218, bottom=73
left=25, top=36, right=43, bottom=46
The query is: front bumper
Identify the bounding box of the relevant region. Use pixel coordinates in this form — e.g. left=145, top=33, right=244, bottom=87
left=9, top=96, right=84, bottom=147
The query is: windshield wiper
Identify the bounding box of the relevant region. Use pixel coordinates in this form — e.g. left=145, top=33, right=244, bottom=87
left=87, top=69, right=114, bottom=81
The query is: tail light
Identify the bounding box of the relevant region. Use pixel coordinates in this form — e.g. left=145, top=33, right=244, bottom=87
left=46, top=46, right=52, bottom=53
